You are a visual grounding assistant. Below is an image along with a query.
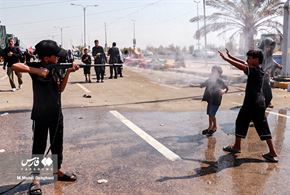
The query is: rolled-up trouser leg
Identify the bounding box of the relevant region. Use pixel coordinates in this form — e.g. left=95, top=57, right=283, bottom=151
left=235, top=106, right=252, bottom=139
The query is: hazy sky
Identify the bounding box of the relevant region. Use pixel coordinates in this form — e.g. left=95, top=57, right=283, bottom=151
left=0, top=0, right=286, bottom=50
left=0, top=0, right=214, bottom=49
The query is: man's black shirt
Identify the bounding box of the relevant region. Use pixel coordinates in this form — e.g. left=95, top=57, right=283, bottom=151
left=92, top=45, right=105, bottom=64
left=107, top=47, right=120, bottom=64
left=4, top=46, right=22, bottom=67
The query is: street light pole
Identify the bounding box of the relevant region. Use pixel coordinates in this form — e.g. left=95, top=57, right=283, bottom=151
left=70, top=3, right=98, bottom=48
left=83, top=6, right=86, bottom=47
left=193, top=0, right=200, bottom=50
left=132, top=19, right=136, bottom=49
left=54, top=26, right=69, bottom=47
left=104, top=23, right=108, bottom=52
left=203, top=0, right=207, bottom=50
left=282, top=0, right=290, bottom=77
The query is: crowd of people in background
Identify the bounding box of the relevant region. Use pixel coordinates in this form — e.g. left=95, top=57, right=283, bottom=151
left=1, top=38, right=125, bottom=91
left=82, top=40, right=123, bottom=83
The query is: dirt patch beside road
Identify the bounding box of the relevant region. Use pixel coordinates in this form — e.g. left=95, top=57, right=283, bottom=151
left=1, top=66, right=290, bottom=113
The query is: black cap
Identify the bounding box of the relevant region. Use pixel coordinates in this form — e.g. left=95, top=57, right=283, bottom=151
left=34, top=40, right=67, bottom=58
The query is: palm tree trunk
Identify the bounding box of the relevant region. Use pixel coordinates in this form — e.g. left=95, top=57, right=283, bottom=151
left=241, top=29, right=255, bottom=54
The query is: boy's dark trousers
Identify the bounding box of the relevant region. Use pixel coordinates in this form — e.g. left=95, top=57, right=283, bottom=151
left=32, top=117, right=63, bottom=169
left=95, top=66, right=105, bottom=81
left=109, top=65, right=117, bottom=79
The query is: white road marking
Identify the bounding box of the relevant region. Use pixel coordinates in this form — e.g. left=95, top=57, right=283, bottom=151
left=232, top=102, right=290, bottom=119
left=266, top=111, right=290, bottom=119
left=151, top=81, right=180, bottom=90
left=232, top=102, right=242, bottom=106
left=0, top=75, right=7, bottom=80
left=76, top=83, right=91, bottom=93
left=110, top=110, right=181, bottom=161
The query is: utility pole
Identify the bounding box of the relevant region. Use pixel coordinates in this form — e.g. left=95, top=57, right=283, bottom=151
left=203, top=0, right=207, bottom=50
left=132, top=19, right=136, bottom=49
left=83, top=6, right=86, bottom=47
left=104, top=23, right=108, bottom=52
left=193, top=1, right=200, bottom=50
left=54, top=26, right=69, bottom=47
left=71, top=3, right=98, bottom=48
left=282, top=0, right=290, bottom=77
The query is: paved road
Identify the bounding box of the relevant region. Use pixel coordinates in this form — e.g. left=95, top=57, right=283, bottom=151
left=0, top=107, right=290, bottom=194
left=1, top=64, right=290, bottom=194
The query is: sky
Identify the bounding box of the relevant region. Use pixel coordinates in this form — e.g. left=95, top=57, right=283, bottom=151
left=0, top=0, right=286, bottom=50
left=0, top=0, right=213, bottom=50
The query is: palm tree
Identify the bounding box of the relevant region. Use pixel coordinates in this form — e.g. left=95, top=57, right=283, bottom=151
left=189, top=0, right=284, bottom=53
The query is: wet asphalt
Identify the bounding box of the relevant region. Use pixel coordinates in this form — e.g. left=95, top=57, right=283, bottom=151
left=0, top=107, right=290, bottom=194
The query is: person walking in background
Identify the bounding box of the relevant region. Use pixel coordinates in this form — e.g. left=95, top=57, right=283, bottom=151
left=200, top=65, right=228, bottom=136
left=67, top=49, right=74, bottom=63
left=24, top=48, right=36, bottom=64
left=3, top=37, right=23, bottom=91
left=219, top=49, right=278, bottom=163
left=107, top=42, right=121, bottom=79
left=81, top=48, right=92, bottom=83
left=92, top=40, right=106, bottom=82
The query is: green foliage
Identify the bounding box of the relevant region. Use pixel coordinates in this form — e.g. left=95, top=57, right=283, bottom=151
left=189, top=0, right=284, bottom=52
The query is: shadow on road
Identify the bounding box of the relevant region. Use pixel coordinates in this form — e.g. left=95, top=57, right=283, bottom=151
left=156, top=153, right=266, bottom=182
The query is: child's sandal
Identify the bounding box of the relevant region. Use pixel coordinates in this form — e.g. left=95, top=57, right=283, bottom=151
left=207, top=129, right=216, bottom=136
left=202, top=129, right=209, bottom=135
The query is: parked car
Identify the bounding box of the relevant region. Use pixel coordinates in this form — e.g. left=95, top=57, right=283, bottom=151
left=143, top=50, right=154, bottom=56
left=192, top=49, right=216, bottom=58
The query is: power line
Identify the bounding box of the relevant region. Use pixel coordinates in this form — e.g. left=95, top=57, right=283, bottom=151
left=5, top=1, right=164, bottom=42
left=0, top=0, right=76, bottom=10
left=105, top=0, right=164, bottom=26
left=6, top=4, right=152, bottom=27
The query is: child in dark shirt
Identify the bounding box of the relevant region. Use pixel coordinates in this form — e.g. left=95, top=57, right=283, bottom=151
left=12, top=40, right=79, bottom=195
left=81, top=48, right=92, bottom=83
left=201, top=65, right=228, bottom=136
left=219, top=49, right=278, bottom=163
